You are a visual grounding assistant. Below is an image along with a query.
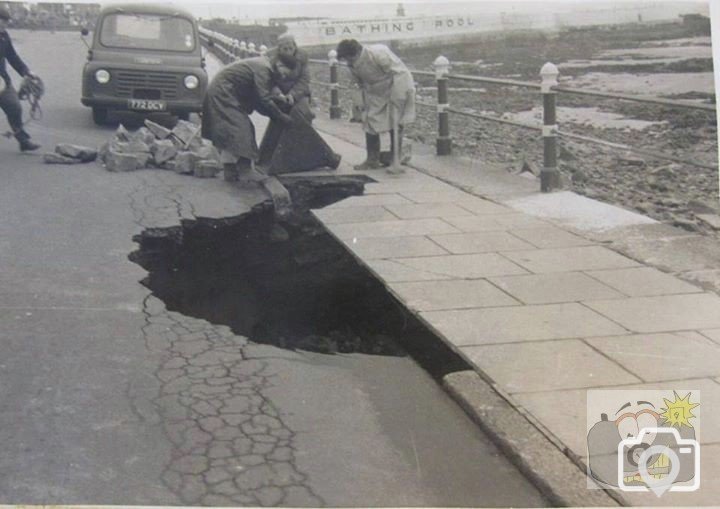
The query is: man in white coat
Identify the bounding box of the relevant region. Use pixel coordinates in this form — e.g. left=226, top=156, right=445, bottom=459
left=336, top=39, right=415, bottom=171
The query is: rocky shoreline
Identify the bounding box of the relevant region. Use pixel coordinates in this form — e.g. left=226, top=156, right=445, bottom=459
left=308, top=23, right=719, bottom=238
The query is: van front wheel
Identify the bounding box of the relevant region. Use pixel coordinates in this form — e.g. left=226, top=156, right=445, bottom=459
left=92, top=107, right=108, bottom=125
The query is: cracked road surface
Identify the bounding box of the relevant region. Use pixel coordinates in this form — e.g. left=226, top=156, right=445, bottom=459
left=0, top=30, right=548, bottom=506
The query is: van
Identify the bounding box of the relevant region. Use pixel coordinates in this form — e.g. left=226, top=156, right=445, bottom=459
left=81, top=3, right=208, bottom=125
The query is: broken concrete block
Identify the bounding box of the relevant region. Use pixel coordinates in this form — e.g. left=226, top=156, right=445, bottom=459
left=151, top=139, right=178, bottom=165
left=55, top=143, right=98, bottom=162
left=171, top=120, right=201, bottom=146
left=98, top=141, right=110, bottom=163
left=115, top=124, right=131, bottom=142
left=44, top=152, right=83, bottom=164
left=161, top=159, right=177, bottom=172
left=174, top=151, right=199, bottom=174
left=192, top=143, right=220, bottom=162
left=135, top=127, right=156, bottom=145
left=194, top=159, right=222, bottom=178
left=112, top=140, right=151, bottom=154
left=105, top=151, right=144, bottom=172
left=144, top=119, right=172, bottom=140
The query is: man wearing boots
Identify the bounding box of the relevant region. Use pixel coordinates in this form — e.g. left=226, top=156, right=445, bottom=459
left=0, top=6, right=40, bottom=152
left=201, top=55, right=293, bottom=184
left=335, top=39, right=415, bottom=171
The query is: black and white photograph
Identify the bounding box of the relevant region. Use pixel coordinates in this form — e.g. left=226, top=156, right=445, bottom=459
left=0, top=0, right=718, bottom=506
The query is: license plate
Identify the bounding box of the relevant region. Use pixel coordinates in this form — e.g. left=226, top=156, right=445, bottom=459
left=128, top=99, right=166, bottom=111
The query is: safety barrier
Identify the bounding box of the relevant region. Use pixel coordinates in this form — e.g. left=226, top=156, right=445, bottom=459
left=199, top=27, right=717, bottom=193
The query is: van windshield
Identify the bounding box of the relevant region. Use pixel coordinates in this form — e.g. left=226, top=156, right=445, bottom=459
left=100, top=13, right=196, bottom=52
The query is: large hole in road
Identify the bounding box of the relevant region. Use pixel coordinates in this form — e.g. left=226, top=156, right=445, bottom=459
left=129, top=176, right=471, bottom=379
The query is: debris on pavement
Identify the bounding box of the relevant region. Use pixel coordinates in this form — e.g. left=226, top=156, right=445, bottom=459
left=43, top=143, right=98, bottom=164
left=99, top=120, right=221, bottom=177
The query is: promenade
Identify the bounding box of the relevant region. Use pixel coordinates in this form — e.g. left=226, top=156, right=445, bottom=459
left=309, top=114, right=720, bottom=506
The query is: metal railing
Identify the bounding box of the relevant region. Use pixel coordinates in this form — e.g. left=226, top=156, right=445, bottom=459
left=200, top=28, right=717, bottom=192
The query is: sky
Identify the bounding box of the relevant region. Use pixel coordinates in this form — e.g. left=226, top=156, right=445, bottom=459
left=30, top=0, right=711, bottom=20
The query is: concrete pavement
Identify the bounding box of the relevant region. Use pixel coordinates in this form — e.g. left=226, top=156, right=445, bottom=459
left=309, top=114, right=720, bottom=506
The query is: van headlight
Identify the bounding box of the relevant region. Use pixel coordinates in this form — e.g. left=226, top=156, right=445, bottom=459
left=184, top=75, right=199, bottom=90
left=95, top=69, right=110, bottom=84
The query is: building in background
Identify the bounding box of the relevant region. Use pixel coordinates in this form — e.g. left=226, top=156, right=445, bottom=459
left=280, top=1, right=710, bottom=49
left=1, top=1, right=100, bottom=29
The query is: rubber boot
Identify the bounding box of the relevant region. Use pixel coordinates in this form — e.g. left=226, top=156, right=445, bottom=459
left=353, top=133, right=381, bottom=171
left=236, top=158, right=265, bottom=187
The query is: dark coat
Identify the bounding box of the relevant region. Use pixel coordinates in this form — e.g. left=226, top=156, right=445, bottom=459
left=0, top=29, right=29, bottom=87
left=201, top=56, right=287, bottom=161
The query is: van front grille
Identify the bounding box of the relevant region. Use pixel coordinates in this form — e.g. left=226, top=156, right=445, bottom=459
left=114, top=70, right=179, bottom=99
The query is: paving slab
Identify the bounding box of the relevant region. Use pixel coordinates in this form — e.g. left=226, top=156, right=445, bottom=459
left=505, top=191, right=657, bottom=232
left=363, top=259, right=455, bottom=283
left=461, top=340, right=640, bottom=393
left=676, top=269, right=720, bottom=295
left=388, top=279, right=520, bottom=312
left=610, top=233, right=720, bottom=273
left=421, top=303, right=628, bottom=346
left=701, top=329, right=720, bottom=344
left=455, top=197, right=516, bottom=215
left=400, top=192, right=512, bottom=216
left=444, top=213, right=551, bottom=232
left=429, top=231, right=536, bottom=254
left=585, top=266, right=704, bottom=297
left=325, top=218, right=460, bottom=240
left=325, top=193, right=413, bottom=209
left=489, top=272, right=626, bottom=304
left=339, top=235, right=449, bottom=260
left=513, top=388, right=590, bottom=460
left=312, top=206, right=398, bottom=224
left=587, top=331, right=720, bottom=382
left=383, top=203, right=475, bottom=219
left=584, top=293, right=720, bottom=333
left=509, top=226, right=595, bottom=249
left=397, top=253, right=530, bottom=279
left=515, top=380, right=720, bottom=507
left=363, top=179, right=459, bottom=195
left=503, top=246, right=641, bottom=274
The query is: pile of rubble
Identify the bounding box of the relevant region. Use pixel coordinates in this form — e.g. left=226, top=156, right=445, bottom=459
left=99, top=120, right=222, bottom=177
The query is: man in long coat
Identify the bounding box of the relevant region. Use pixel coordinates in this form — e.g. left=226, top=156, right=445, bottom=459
left=0, top=6, right=40, bottom=152
left=201, top=55, right=293, bottom=182
left=336, top=39, right=415, bottom=171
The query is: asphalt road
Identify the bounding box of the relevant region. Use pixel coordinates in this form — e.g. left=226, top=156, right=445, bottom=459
left=0, top=29, right=548, bottom=507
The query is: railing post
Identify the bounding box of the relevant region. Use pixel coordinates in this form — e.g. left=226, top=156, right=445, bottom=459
left=260, top=44, right=268, bottom=56
left=433, top=55, right=451, bottom=155
left=239, top=41, right=247, bottom=58
left=540, top=62, right=560, bottom=192
left=232, top=39, right=240, bottom=59
left=248, top=42, right=256, bottom=56
left=328, top=50, right=342, bottom=119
